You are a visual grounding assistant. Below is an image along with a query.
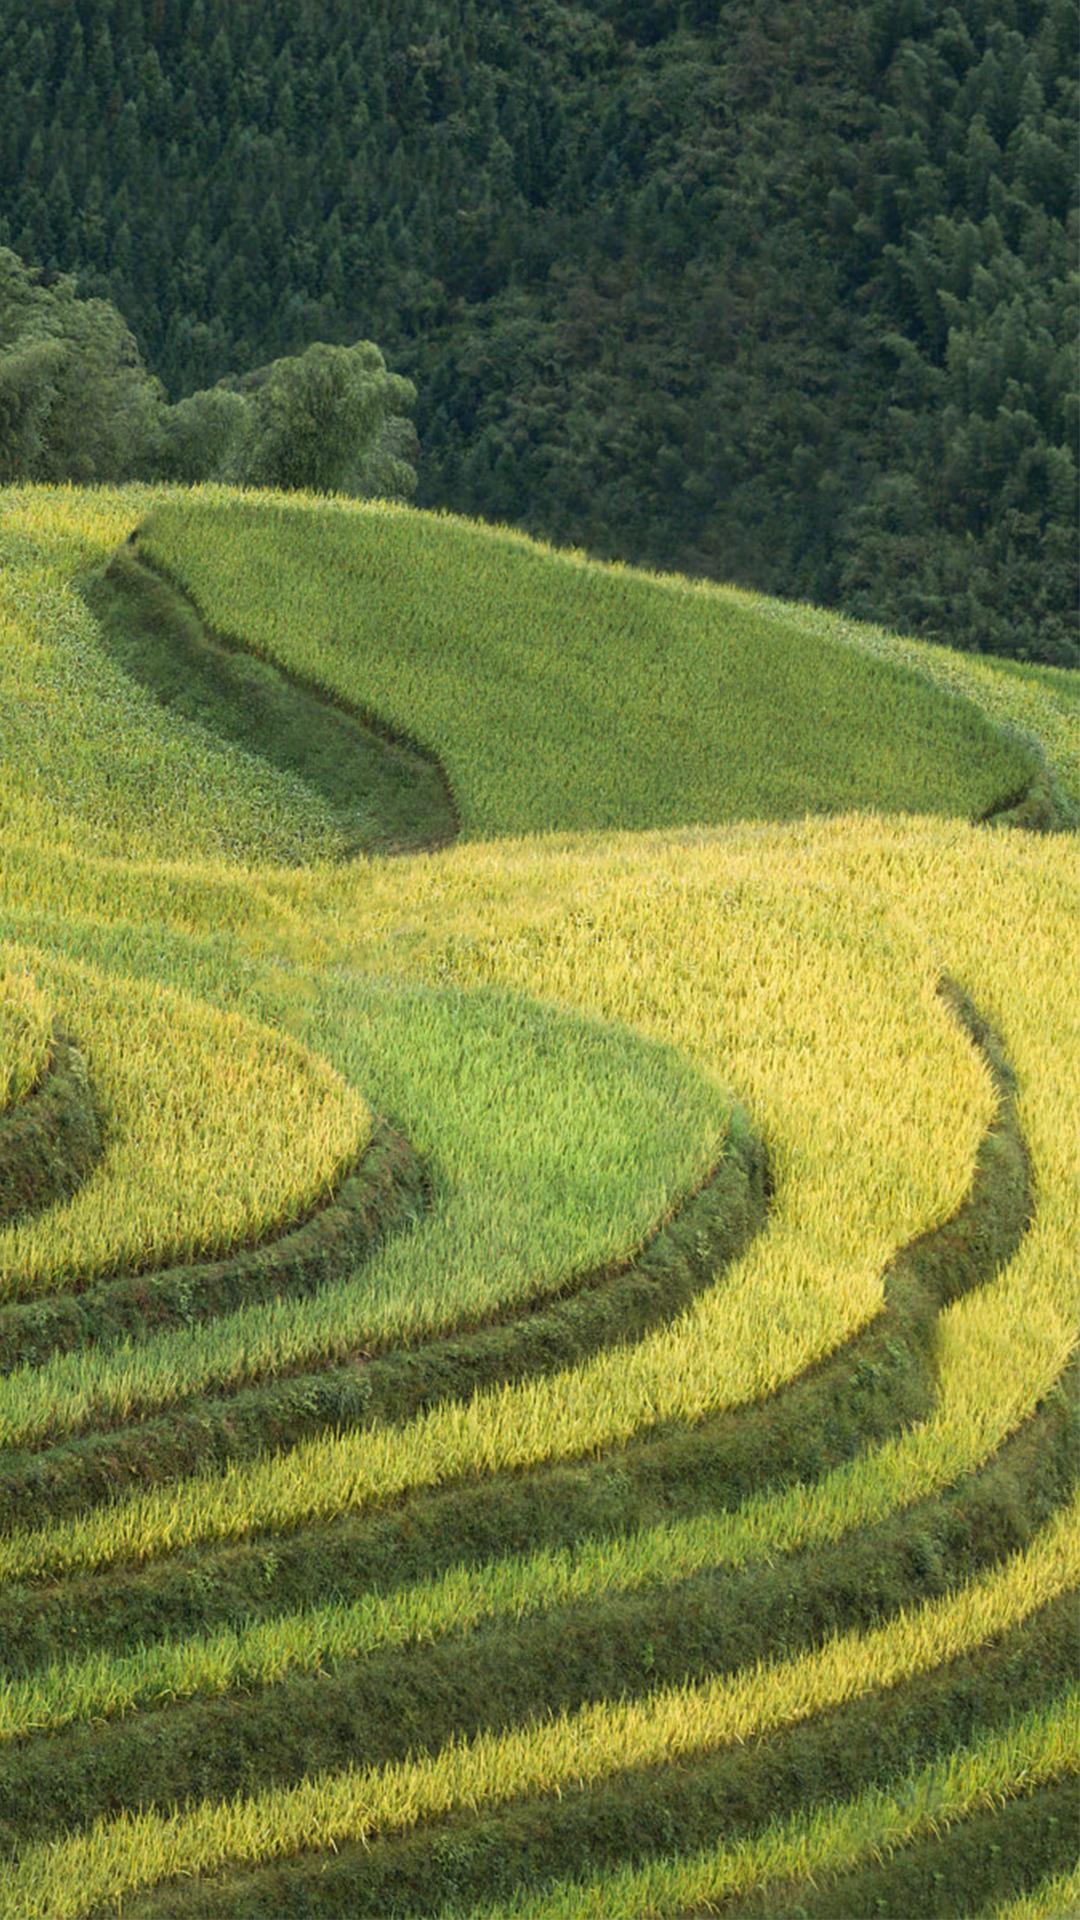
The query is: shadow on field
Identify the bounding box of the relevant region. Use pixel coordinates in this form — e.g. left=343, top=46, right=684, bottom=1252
left=81, top=543, right=458, bottom=860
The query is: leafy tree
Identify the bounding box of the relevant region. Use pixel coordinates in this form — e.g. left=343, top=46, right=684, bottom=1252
left=151, top=383, right=247, bottom=483
left=0, top=332, right=68, bottom=481
left=224, top=341, right=416, bottom=495
left=0, top=246, right=416, bottom=499
left=0, top=245, right=160, bottom=481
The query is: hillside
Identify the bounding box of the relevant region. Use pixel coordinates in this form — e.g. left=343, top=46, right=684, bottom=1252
left=135, top=491, right=1064, bottom=836
left=1, top=0, right=1076, bottom=662
left=0, top=485, right=1076, bottom=1919
left=3, top=484, right=1070, bottom=866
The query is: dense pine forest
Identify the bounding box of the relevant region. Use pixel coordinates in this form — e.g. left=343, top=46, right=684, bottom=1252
left=0, top=0, right=1076, bottom=663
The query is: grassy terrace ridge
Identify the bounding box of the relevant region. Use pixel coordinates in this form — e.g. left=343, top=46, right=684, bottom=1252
left=137, top=489, right=1050, bottom=838
left=0, top=987, right=1018, bottom=1538
left=86, top=546, right=459, bottom=860
left=693, top=1780, right=1079, bottom=1920
left=0, top=857, right=1006, bottom=1584
left=0, top=484, right=1076, bottom=1916
left=0, top=1033, right=102, bottom=1229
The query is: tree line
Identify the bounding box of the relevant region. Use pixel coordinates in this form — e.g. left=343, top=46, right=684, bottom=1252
left=0, top=0, right=1075, bottom=663
left=0, top=249, right=417, bottom=496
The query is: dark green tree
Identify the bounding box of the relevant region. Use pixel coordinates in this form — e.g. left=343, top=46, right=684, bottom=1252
left=0, top=246, right=160, bottom=481
left=234, top=340, right=416, bottom=495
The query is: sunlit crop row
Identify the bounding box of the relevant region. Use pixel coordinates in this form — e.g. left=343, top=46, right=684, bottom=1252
left=0, top=486, right=1074, bottom=1917
left=1, top=1497, right=1074, bottom=1920
left=0, top=943, right=369, bottom=1299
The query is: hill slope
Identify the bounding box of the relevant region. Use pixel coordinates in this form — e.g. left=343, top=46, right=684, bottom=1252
left=8, top=483, right=1067, bottom=866
left=0, top=485, right=1075, bottom=1920
left=131, top=490, right=1068, bottom=836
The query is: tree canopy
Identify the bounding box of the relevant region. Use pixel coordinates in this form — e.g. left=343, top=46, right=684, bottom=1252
left=0, top=249, right=416, bottom=497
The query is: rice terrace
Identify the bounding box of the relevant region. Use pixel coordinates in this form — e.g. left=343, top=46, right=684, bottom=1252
left=0, top=478, right=1076, bottom=1920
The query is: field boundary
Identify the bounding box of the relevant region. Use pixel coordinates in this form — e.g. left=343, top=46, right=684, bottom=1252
left=92, top=539, right=461, bottom=856
left=0, top=1121, right=425, bottom=1375
left=0, top=1034, right=102, bottom=1228
left=0, top=1119, right=767, bottom=1525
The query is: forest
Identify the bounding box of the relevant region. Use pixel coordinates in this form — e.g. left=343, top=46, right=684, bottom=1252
left=0, top=0, right=1075, bottom=663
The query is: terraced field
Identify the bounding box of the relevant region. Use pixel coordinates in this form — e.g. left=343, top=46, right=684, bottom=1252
left=0, top=484, right=1076, bottom=1918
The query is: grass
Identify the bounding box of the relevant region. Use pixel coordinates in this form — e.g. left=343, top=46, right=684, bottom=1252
left=137, top=489, right=1044, bottom=836
left=0, top=487, right=350, bottom=865
left=0, top=985, right=1015, bottom=1541
left=698, top=1786, right=1079, bottom=1920
left=0, top=1417, right=1060, bottom=1751
left=0, top=1503, right=1074, bottom=1918
left=0, top=1381, right=1068, bottom=1844
left=79, top=1610, right=1079, bottom=1918
left=0, top=958, right=50, bottom=1112
left=0, top=945, right=370, bottom=1301
left=0, top=1121, right=765, bottom=1535
left=0, top=980, right=733, bottom=1442
left=0, top=1031, right=102, bottom=1229
left=0, top=482, right=1075, bottom=1914
left=979, top=1867, right=1080, bottom=1920
left=427, top=1723, right=1079, bottom=1920
left=734, top=586, right=1080, bottom=825
left=0, top=1123, right=421, bottom=1375
left=86, top=546, right=457, bottom=857
left=2, top=819, right=1072, bottom=1591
